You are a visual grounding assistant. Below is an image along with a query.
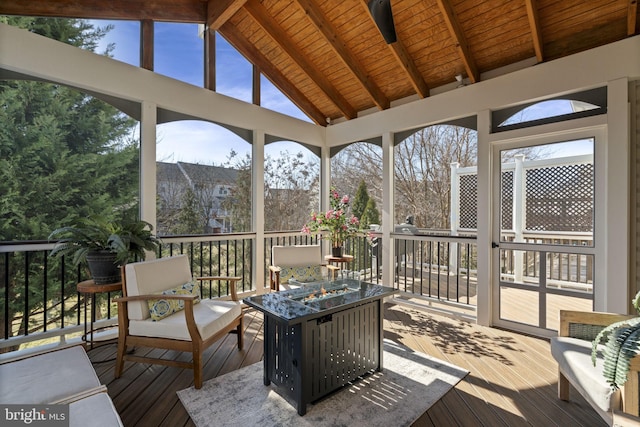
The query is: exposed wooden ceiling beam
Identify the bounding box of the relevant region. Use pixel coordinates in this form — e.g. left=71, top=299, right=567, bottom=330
left=244, top=0, right=356, bottom=120
left=0, top=0, right=206, bottom=22
left=219, top=21, right=327, bottom=126
left=141, top=20, right=154, bottom=71
left=388, top=42, right=430, bottom=98
left=207, top=0, right=247, bottom=30
left=295, top=0, right=390, bottom=110
left=525, top=0, right=544, bottom=62
left=434, top=0, right=479, bottom=83
left=358, top=0, right=429, bottom=99
left=629, top=0, right=638, bottom=35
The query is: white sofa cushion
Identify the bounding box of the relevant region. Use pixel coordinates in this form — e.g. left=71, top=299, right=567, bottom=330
left=129, top=299, right=241, bottom=341
left=125, top=255, right=193, bottom=321
left=0, top=345, right=101, bottom=405
left=69, top=392, right=124, bottom=427
left=550, top=336, right=620, bottom=414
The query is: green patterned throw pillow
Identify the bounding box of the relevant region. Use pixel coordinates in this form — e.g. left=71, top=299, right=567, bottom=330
left=148, top=281, right=201, bottom=321
left=279, top=265, right=324, bottom=284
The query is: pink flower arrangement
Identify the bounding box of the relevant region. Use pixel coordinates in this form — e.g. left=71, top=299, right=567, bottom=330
left=302, top=189, right=361, bottom=248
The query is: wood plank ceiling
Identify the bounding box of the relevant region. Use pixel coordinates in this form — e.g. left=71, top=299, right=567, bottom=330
left=1, top=0, right=638, bottom=126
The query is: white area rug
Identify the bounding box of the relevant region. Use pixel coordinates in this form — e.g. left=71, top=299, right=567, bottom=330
left=177, top=341, right=468, bottom=427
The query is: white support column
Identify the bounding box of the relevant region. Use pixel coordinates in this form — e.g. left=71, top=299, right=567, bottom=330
left=450, top=162, right=460, bottom=272
left=253, top=130, right=266, bottom=294
left=381, top=132, right=395, bottom=287
left=476, top=110, right=492, bottom=326
left=513, top=154, right=526, bottom=282
left=320, top=144, right=331, bottom=255
left=600, top=77, right=630, bottom=313
left=140, top=101, right=157, bottom=260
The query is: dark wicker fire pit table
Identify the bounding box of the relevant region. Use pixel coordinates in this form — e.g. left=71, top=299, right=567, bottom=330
left=244, top=279, right=397, bottom=415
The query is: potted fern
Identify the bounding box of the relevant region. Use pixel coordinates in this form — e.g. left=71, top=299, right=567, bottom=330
left=49, top=216, right=161, bottom=284
left=592, top=291, right=640, bottom=389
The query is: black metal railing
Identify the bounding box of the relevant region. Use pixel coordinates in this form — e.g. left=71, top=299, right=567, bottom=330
left=0, top=234, right=255, bottom=352
left=392, top=234, right=478, bottom=305
left=1, top=231, right=479, bottom=351
left=158, top=234, right=254, bottom=298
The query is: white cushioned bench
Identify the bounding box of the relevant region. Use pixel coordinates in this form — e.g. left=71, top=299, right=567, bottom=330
left=0, top=344, right=123, bottom=427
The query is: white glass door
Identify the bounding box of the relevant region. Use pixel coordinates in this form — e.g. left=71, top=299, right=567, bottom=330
left=492, top=137, right=596, bottom=335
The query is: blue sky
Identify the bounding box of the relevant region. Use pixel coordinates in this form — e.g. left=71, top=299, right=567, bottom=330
left=91, top=20, right=311, bottom=165
left=91, top=20, right=592, bottom=165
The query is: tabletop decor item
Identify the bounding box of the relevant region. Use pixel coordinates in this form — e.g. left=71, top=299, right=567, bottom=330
left=301, top=188, right=360, bottom=257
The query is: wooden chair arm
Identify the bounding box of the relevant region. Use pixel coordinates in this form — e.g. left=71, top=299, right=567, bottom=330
left=115, top=296, right=201, bottom=342
left=623, top=359, right=640, bottom=417
left=268, top=266, right=281, bottom=291
left=195, top=276, right=241, bottom=301
left=196, top=276, right=241, bottom=282
left=614, top=410, right=640, bottom=427
left=114, top=294, right=198, bottom=303
left=559, top=310, right=636, bottom=337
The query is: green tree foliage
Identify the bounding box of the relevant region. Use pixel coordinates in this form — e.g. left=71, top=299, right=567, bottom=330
left=0, top=19, right=139, bottom=241
left=0, top=16, right=114, bottom=53
left=352, top=180, right=369, bottom=221
left=176, top=188, right=202, bottom=234
left=222, top=151, right=252, bottom=232
left=0, top=17, right=139, bottom=346
left=263, top=150, right=318, bottom=232
left=361, top=198, right=380, bottom=229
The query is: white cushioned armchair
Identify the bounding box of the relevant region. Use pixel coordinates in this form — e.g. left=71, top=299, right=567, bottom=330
left=551, top=310, right=640, bottom=426
left=268, top=245, right=337, bottom=291
left=114, top=255, right=243, bottom=389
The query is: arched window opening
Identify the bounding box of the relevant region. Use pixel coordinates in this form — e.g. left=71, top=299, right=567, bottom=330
left=394, top=125, right=478, bottom=230
left=1, top=81, right=141, bottom=241
left=331, top=142, right=383, bottom=230
left=492, top=87, right=606, bottom=132
left=264, top=141, right=319, bottom=232
left=156, top=120, right=252, bottom=235
left=499, top=99, right=600, bottom=127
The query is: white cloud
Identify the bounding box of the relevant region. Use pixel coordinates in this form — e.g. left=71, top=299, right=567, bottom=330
left=156, top=121, right=251, bottom=165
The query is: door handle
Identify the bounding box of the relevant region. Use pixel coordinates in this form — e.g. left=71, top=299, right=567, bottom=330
left=492, top=242, right=499, bottom=248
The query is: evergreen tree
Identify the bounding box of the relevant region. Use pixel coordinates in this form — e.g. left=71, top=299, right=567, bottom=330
left=0, top=17, right=139, bottom=347
left=361, top=198, right=380, bottom=229
left=0, top=18, right=138, bottom=241
left=176, top=188, right=202, bottom=234
left=352, top=180, right=369, bottom=221
left=222, top=152, right=252, bottom=232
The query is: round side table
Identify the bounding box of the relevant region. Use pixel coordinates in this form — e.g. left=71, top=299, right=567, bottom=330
left=77, top=279, right=122, bottom=350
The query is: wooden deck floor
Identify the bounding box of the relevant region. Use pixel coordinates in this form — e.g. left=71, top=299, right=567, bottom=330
left=91, top=302, right=605, bottom=427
